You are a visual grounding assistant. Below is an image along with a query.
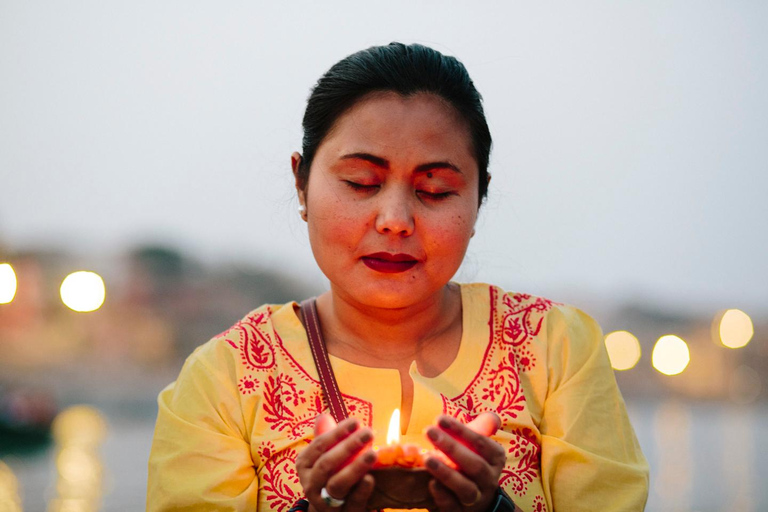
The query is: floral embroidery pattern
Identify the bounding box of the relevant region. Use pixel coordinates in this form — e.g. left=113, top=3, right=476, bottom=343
left=500, top=428, right=541, bottom=497
left=442, top=287, right=553, bottom=502
left=481, top=352, right=526, bottom=422
left=533, top=495, right=548, bottom=512
left=224, top=306, right=373, bottom=457
left=222, top=312, right=277, bottom=371
left=258, top=442, right=301, bottom=512
left=238, top=375, right=259, bottom=395
left=500, top=293, right=554, bottom=373
left=262, top=374, right=313, bottom=438
left=515, top=346, right=536, bottom=373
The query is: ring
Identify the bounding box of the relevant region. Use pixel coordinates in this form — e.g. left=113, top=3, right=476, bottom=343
left=460, top=488, right=482, bottom=507
left=320, top=487, right=346, bottom=508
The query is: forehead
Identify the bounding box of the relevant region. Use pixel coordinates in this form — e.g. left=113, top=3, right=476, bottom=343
left=317, top=92, right=476, bottom=168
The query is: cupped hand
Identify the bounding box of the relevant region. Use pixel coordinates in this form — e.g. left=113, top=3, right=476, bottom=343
left=295, top=414, right=378, bottom=511
left=424, top=412, right=506, bottom=512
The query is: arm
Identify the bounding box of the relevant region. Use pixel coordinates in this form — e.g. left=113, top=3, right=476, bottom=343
left=539, top=306, right=649, bottom=511
left=147, top=344, right=259, bottom=511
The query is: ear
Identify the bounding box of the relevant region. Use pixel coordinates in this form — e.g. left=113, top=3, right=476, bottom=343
left=291, top=151, right=307, bottom=208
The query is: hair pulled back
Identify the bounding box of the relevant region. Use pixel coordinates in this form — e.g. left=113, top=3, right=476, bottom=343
left=298, top=42, right=492, bottom=203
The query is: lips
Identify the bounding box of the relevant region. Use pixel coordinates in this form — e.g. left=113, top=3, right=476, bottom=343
left=362, top=252, right=418, bottom=274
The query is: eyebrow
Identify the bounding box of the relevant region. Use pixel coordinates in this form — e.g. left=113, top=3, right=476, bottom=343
left=339, top=152, right=463, bottom=174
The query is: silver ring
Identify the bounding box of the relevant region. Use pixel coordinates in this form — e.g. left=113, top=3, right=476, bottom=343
left=320, top=486, right=346, bottom=508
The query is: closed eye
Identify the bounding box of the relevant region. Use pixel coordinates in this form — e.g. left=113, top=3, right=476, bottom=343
left=344, top=181, right=379, bottom=191
left=417, top=190, right=454, bottom=201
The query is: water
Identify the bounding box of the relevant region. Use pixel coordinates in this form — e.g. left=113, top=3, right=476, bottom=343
left=3, top=400, right=767, bottom=511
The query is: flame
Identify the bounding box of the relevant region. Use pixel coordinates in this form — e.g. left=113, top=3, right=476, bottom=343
left=386, top=409, right=400, bottom=445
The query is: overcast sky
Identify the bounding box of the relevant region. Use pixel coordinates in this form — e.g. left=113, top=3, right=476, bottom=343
left=1, top=1, right=766, bottom=314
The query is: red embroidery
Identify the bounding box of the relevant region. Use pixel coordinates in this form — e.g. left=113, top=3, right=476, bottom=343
left=442, top=286, right=552, bottom=501
left=224, top=309, right=373, bottom=435
left=238, top=375, right=259, bottom=395
left=262, top=374, right=317, bottom=440
left=481, top=352, right=526, bottom=422
left=533, top=495, right=547, bottom=512
left=515, top=346, right=536, bottom=373
left=500, top=294, right=553, bottom=373
left=501, top=428, right=541, bottom=497
left=258, top=442, right=300, bottom=512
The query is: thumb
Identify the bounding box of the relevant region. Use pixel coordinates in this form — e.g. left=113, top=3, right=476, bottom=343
left=466, top=412, right=500, bottom=437
left=314, top=413, right=337, bottom=436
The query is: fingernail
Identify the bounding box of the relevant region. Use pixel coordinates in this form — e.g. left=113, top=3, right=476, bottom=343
left=426, top=457, right=439, bottom=470
left=347, top=419, right=359, bottom=433
left=438, top=416, right=452, bottom=430
left=427, top=428, right=440, bottom=442
left=363, top=451, right=376, bottom=464
left=359, top=430, right=372, bottom=443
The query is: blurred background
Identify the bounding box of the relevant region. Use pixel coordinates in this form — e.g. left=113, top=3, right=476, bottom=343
left=1, top=1, right=766, bottom=511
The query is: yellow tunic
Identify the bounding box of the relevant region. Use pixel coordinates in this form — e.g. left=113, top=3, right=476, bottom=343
left=147, top=283, right=649, bottom=511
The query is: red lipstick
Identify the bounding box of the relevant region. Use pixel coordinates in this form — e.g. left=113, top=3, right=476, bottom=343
left=362, top=252, right=418, bottom=273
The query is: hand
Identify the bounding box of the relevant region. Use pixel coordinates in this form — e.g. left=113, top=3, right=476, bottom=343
left=295, top=414, right=378, bottom=511
left=424, top=412, right=506, bottom=512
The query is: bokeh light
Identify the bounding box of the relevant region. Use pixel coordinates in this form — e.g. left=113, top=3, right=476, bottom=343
left=57, top=446, right=101, bottom=486
left=0, top=461, right=22, bottom=512
left=60, top=271, right=106, bottom=312
left=52, top=405, right=108, bottom=446
left=604, top=330, right=642, bottom=370
left=0, top=263, right=17, bottom=304
left=718, top=309, right=754, bottom=349
left=51, top=406, right=107, bottom=512
left=652, top=335, right=690, bottom=376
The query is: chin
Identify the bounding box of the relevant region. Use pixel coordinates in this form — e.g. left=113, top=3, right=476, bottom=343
left=339, top=279, right=447, bottom=310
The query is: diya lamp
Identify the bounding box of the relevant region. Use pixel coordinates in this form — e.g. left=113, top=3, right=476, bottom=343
left=368, top=409, right=453, bottom=510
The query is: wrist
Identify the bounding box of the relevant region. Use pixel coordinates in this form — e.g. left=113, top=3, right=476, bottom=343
left=486, top=487, right=516, bottom=512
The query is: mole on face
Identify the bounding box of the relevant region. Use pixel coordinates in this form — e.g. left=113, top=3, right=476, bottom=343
left=427, top=172, right=433, bottom=178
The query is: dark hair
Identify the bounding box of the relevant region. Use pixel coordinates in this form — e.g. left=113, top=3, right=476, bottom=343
left=298, top=42, right=492, bottom=203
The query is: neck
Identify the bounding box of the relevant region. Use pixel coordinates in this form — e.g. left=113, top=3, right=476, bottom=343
left=315, top=284, right=461, bottom=366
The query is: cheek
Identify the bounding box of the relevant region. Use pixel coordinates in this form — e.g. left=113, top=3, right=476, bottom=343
left=309, top=197, right=367, bottom=251
left=426, top=211, right=476, bottom=254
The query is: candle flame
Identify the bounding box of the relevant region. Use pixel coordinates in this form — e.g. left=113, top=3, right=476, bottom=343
left=386, top=409, right=400, bottom=445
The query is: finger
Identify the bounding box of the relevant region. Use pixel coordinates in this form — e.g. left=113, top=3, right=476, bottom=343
left=466, top=412, right=500, bottom=437
left=315, top=413, right=338, bottom=436
left=341, top=473, right=375, bottom=512
left=312, top=427, right=374, bottom=480
left=323, top=449, right=377, bottom=502
left=432, top=416, right=506, bottom=470
left=429, top=478, right=460, bottom=512
left=425, top=455, right=485, bottom=508
left=297, top=417, right=360, bottom=470
left=427, top=425, right=496, bottom=483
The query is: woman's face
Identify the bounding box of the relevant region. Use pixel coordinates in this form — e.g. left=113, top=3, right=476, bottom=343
left=295, top=92, right=480, bottom=310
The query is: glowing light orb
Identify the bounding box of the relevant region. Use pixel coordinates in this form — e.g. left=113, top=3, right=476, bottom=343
left=52, top=405, right=108, bottom=446
left=718, top=309, right=754, bottom=349
left=0, top=263, right=17, bottom=304
left=60, top=271, right=105, bottom=312
left=652, top=335, right=690, bottom=376
left=604, top=330, right=641, bottom=371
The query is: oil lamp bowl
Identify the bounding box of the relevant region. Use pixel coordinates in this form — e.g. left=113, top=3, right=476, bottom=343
left=368, top=467, right=434, bottom=510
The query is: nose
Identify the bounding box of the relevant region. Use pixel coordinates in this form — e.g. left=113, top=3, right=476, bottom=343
left=374, top=188, right=414, bottom=236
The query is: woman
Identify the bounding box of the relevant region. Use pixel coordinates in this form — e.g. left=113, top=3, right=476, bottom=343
left=148, top=43, right=649, bottom=511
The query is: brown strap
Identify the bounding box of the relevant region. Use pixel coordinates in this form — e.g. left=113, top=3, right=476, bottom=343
left=300, top=298, right=348, bottom=423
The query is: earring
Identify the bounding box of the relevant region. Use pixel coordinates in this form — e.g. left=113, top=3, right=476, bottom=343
left=470, top=228, right=476, bottom=238
left=298, top=204, right=307, bottom=220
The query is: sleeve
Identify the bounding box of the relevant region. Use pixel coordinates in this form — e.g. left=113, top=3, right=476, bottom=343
left=538, top=305, right=649, bottom=511
left=147, top=342, right=260, bottom=511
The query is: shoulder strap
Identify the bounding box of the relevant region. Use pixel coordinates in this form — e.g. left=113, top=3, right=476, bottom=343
left=299, top=298, right=349, bottom=423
